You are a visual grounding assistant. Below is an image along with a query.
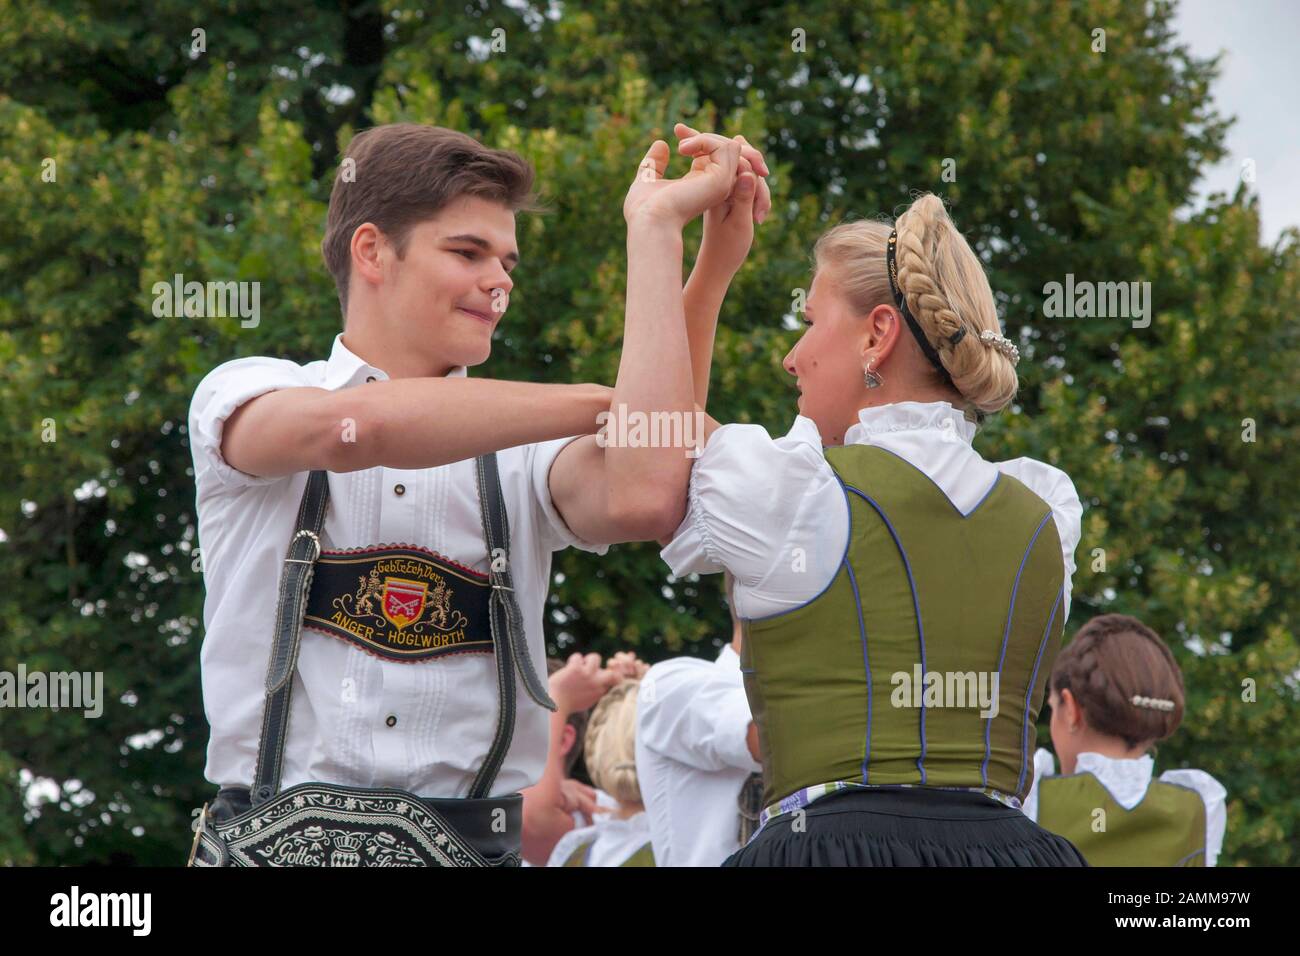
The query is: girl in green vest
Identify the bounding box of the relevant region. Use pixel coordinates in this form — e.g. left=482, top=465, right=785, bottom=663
left=1022, top=614, right=1227, bottom=865
left=546, top=680, right=655, bottom=867
left=617, top=135, right=1091, bottom=863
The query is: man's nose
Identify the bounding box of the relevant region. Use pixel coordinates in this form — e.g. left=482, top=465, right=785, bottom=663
left=485, top=261, right=513, bottom=296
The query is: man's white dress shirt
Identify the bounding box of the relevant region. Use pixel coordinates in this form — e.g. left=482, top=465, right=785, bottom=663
left=188, top=333, right=604, bottom=798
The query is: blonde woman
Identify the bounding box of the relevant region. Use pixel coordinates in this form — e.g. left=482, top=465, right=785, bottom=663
left=608, top=130, right=1088, bottom=866
left=546, top=679, right=654, bottom=867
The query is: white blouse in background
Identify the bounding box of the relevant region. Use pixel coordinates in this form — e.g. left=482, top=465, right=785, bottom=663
left=546, top=807, right=653, bottom=867
left=1022, top=748, right=1228, bottom=866
left=661, top=401, right=1084, bottom=621
left=635, top=644, right=759, bottom=867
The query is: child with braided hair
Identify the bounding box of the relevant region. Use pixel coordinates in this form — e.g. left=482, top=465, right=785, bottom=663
left=1022, top=614, right=1227, bottom=865
left=546, top=679, right=655, bottom=867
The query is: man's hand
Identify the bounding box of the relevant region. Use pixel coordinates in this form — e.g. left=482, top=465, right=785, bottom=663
left=549, top=652, right=621, bottom=714
left=623, top=136, right=741, bottom=230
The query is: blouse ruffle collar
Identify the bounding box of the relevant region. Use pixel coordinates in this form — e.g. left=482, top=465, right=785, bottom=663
left=843, top=401, right=977, bottom=446
left=1074, top=751, right=1156, bottom=810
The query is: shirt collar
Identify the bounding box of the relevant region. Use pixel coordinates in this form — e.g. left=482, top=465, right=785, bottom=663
left=842, top=400, right=976, bottom=447
left=1075, top=751, right=1155, bottom=790
left=322, top=333, right=468, bottom=389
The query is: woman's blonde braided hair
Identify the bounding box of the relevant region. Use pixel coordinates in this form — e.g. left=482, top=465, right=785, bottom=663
left=814, top=193, right=1019, bottom=414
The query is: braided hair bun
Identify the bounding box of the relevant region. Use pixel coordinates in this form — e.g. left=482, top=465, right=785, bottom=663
left=1049, top=614, right=1186, bottom=750
left=813, top=193, right=1019, bottom=414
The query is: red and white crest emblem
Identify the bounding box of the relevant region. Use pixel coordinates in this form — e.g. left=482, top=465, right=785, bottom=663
left=382, top=578, right=427, bottom=630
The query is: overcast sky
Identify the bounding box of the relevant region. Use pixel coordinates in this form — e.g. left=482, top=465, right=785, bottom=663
left=1173, top=0, right=1300, bottom=244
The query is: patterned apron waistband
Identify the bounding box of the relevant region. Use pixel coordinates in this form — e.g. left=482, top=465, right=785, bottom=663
left=757, top=780, right=1023, bottom=834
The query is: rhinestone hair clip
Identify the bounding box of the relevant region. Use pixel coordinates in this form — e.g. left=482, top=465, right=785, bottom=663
left=1130, top=695, right=1176, bottom=712
left=979, top=329, right=1021, bottom=365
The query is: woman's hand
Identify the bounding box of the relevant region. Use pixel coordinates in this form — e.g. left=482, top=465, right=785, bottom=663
left=681, top=123, right=769, bottom=282
left=677, top=124, right=771, bottom=280
left=623, top=135, right=742, bottom=230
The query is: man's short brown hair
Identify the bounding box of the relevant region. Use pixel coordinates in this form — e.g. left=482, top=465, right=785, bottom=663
left=321, top=123, right=538, bottom=315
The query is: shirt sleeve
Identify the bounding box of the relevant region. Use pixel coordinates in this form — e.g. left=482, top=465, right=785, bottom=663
left=1020, top=747, right=1058, bottom=822
left=660, top=420, right=829, bottom=582
left=637, top=657, right=760, bottom=774
left=527, top=436, right=611, bottom=556
left=1160, top=769, right=1228, bottom=866
left=188, top=356, right=309, bottom=491
left=994, top=457, right=1084, bottom=620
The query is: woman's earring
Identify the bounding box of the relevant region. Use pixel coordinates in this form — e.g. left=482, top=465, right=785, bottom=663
left=864, top=361, right=883, bottom=389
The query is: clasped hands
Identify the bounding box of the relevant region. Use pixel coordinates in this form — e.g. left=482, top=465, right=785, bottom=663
left=624, top=122, right=773, bottom=281
left=549, top=650, right=649, bottom=715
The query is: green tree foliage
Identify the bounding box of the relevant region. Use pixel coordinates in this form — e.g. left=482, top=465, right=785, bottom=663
left=1, top=0, right=1295, bottom=865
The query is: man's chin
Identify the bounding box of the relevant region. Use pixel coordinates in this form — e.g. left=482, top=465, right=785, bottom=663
left=448, top=336, right=493, bottom=371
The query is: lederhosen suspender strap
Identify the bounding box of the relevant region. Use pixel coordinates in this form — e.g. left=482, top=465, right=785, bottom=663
left=470, top=452, right=556, bottom=797
left=252, top=470, right=328, bottom=805
left=251, top=455, right=557, bottom=809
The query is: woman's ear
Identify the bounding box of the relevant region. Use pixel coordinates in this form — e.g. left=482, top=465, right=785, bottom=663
left=1059, top=688, right=1082, bottom=731
left=862, top=303, right=902, bottom=365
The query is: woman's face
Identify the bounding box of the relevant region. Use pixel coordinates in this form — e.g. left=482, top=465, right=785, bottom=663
left=782, top=271, right=868, bottom=445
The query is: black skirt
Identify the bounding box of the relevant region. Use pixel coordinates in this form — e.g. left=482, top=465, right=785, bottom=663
left=723, top=786, right=1088, bottom=867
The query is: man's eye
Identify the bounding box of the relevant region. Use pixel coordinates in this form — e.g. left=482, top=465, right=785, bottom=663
left=453, top=249, right=477, bottom=260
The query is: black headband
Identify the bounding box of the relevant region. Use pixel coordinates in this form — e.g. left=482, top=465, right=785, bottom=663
left=886, top=229, right=965, bottom=386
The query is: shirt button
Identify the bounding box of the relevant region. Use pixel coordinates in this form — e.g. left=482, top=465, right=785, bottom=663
left=394, top=483, right=406, bottom=496
left=365, top=375, right=376, bottom=383
left=385, top=714, right=397, bottom=728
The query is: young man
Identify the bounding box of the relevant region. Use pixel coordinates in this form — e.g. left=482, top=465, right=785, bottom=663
left=188, top=123, right=767, bottom=865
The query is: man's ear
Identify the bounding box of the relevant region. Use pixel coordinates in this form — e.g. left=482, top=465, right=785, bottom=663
left=350, top=222, right=386, bottom=292
left=560, top=722, right=576, bottom=758
left=862, top=303, right=902, bottom=365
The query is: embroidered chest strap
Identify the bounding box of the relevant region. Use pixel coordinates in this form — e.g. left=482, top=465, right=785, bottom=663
left=250, top=454, right=556, bottom=809
left=302, top=544, right=493, bottom=661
